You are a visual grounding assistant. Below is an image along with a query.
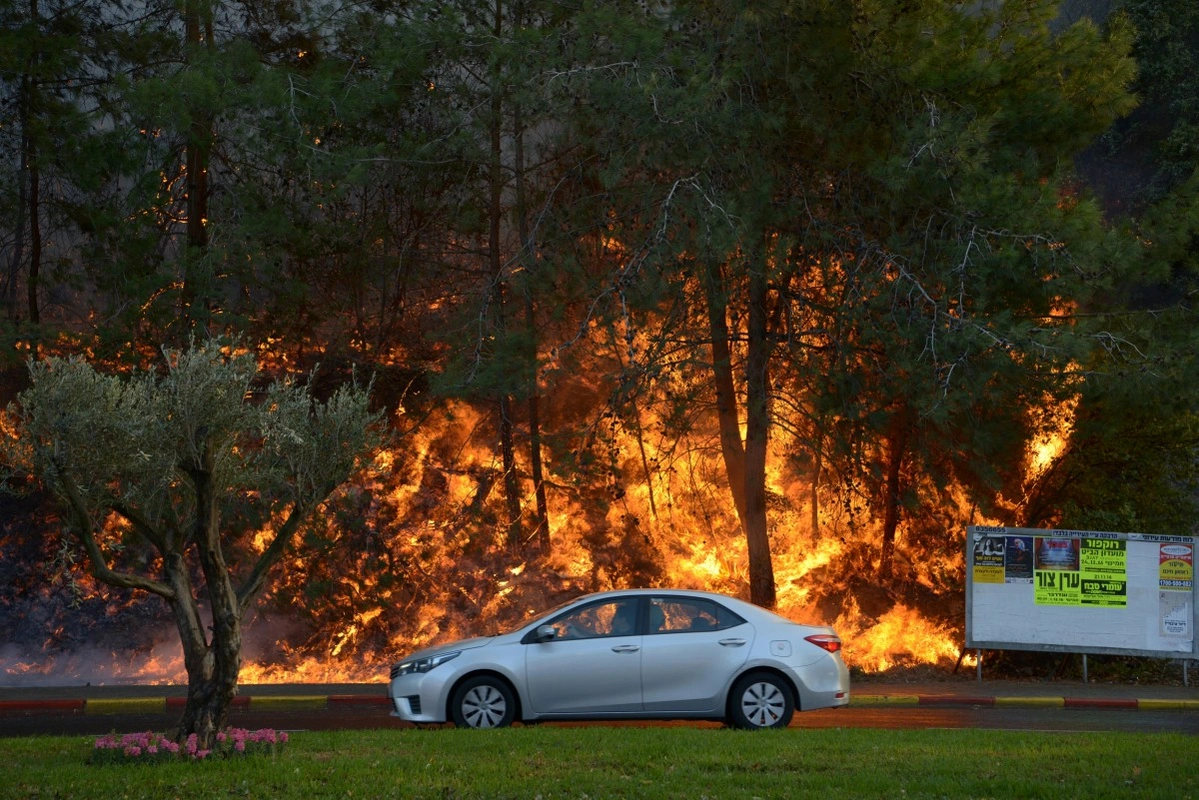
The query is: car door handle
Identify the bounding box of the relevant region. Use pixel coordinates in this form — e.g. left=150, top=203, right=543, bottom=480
left=611, top=644, right=640, bottom=653
left=719, top=638, right=747, bottom=647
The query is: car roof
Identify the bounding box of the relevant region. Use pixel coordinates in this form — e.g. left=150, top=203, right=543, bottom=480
left=565, top=588, right=770, bottom=615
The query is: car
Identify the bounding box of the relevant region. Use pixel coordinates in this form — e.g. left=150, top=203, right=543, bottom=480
left=387, top=588, right=850, bottom=729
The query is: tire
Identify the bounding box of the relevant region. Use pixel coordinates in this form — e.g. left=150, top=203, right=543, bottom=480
left=727, top=672, right=795, bottom=729
left=449, top=675, right=517, bottom=729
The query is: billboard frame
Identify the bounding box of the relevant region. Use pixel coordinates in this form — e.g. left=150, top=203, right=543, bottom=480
left=965, top=525, right=1196, bottom=665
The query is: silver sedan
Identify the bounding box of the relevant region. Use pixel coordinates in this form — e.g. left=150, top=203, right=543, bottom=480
left=387, top=588, right=850, bottom=729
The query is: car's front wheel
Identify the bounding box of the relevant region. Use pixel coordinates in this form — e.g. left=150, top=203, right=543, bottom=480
left=728, top=672, right=795, bottom=729
left=450, top=675, right=517, bottom=729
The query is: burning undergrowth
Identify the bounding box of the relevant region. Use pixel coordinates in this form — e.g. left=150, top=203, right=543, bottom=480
left=0, top=388, right=980, bottom=687
left=0, top=490, right=176, bottom=684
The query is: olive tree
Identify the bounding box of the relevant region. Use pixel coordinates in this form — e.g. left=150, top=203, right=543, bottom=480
left=3, top=339, right=382, bottom=745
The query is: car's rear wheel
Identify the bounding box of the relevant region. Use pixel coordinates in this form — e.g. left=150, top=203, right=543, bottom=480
left=450, top=675, right=516, bottom=729
left=728, top=672, right=795, bottom=729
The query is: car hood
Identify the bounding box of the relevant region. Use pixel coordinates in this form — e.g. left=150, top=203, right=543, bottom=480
left=400, top=636, right=494, bottom=663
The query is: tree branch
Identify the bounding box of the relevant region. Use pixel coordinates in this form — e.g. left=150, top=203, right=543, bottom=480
left=52, top=458, right=175, bottom=600
left=236, top=501, right=306, bottom=615
left=110, top=500, right=169, bottom=552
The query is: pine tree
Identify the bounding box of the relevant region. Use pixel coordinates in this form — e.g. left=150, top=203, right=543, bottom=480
left=556, top=0, right=1138, bottom=603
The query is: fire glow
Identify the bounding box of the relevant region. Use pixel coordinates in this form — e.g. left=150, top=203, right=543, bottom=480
left=0, top=383, right=1073, bottom=686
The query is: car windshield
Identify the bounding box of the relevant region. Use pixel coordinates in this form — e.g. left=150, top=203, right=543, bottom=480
left=496, top=596, right=583, bottom=636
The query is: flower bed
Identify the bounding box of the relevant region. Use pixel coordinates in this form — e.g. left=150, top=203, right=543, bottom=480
left=91, top=728, right=288, bottom=764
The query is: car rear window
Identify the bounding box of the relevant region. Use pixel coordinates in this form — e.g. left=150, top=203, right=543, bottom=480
left=650, top=597, right=744, bottom=633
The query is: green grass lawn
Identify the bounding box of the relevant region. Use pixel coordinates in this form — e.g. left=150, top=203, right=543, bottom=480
left=2, top=725, right=1193, bottom=799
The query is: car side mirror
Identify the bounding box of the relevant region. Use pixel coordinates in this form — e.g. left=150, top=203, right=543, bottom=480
left=533, top=624, right=557, bottom=643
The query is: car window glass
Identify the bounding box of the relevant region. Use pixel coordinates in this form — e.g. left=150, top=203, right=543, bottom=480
left=504, top=597, right=580, bottom=635
left=549, top=599, right=639, bottom=640
left=650, top=598, right=743, bottom=633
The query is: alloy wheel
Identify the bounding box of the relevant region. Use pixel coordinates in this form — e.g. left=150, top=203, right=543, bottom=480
left=739, top=680, right=787, bottom=727
left=460, top=684, right=508, bottom=728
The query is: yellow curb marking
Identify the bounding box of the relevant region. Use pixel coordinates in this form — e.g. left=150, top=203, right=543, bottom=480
left=84, top=697, right=167, bottom=715
left=850, top=695, right=919, bottom=706
left=995, top=696, right=1064, bottom=708
left=1137, top=698, right=1199, bottom=711
left=247, top=695, right=327, bottom=710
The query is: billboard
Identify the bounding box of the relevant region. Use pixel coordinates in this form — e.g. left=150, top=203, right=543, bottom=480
left=965, top=525, right=1196, bottom=657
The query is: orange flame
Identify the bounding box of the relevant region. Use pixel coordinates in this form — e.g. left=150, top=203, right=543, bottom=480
left=2, top=343, right=1081, bottom=685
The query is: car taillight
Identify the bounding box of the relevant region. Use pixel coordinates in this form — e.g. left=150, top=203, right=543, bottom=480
left=804, top=634, right=842, bottom=653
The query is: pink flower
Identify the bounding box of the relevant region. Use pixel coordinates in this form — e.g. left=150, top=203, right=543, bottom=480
left=92, top=726, right=286, bottom=763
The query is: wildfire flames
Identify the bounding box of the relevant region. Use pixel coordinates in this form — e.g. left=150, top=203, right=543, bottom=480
left=0, top=370, right=1074, bottom=687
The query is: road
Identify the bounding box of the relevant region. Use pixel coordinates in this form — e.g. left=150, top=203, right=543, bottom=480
left=3, top=702, right=1198, bottom=737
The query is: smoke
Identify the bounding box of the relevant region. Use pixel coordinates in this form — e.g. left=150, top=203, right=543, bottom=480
left=0, top=614, right=362, bottom=686
left=0, top=631, right=184, bottom=686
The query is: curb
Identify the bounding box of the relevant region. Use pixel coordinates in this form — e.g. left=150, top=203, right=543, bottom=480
left=849, top=694, right=1199, bottom=711
left=0, top=699, right=86, bottom=713
left=85, top=697, right=167, bottom=715
left=0, top=695, right=392, bottom=716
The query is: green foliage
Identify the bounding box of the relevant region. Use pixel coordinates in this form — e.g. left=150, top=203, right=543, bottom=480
left=1117, top=0, right=1199, bottom=192
left=2, top=0, right=1196, bottom=606
left=553, top=0, right=1148, bottom=559
left=2, top=338, right=383, bottom=737
left=6, top=338, right=383, bottom=544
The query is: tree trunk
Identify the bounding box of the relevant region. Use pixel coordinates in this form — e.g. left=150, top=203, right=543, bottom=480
left=625, top=391, right=659, bottom=518
left=878, top=408, right=911, bottom=583
left=513, top=86, right=551, bottom=554
left=809, top=435, right=823, bottom=537
left=704, top=258, right=749, bottom=532
left=173, top=607, right=239, bottom=750
left=168, top=573, right=220, bottom=743
left=27, top=141, right=40, bottom=325
left=5, top=119, right=26, bottom=321
left=527, top=391, right=550, bottom=552
left=744, top=251, right=776, bottom=607
left=486, top=0, right=523, bottom=551
left=181, top=0, right=212, bottom=332
left=499, top=394, right=523, bottom=549
left=16, top=0, right=42, bottom=324
left=177, top=446, right=243, bottom=747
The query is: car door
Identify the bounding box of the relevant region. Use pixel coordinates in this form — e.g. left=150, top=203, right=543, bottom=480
left=640, top=595, right=753, bottom=713
left=524, top=597, right=643, bottom=714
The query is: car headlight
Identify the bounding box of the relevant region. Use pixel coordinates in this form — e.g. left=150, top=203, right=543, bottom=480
left=391, top=650, right=461, bottom=678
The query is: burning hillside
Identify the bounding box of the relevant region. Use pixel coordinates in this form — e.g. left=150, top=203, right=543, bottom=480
left=0, top=367, right=1047, bottom=687
left=0, top=0, right=1169, bottom=697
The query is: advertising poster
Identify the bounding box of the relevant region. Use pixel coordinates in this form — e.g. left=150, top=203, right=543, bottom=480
left=1004, top=536, right=1034, bottom=583
left=1161, top=592, right=1192, bottom=638
left=1159, top=543, right=1194, bottom=591
left=1034, top=537, right=1081, bottom=605
left=972, top=537, right=1005, bottom=584
left=1159, top=543, right=1193, bottom=638
left=1080, top=538, right=1127, bottom=607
